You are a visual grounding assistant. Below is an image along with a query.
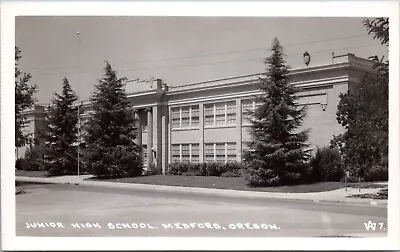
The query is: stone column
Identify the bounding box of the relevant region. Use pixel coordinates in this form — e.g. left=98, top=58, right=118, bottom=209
left=147, top=107, right=153, bottom=171
left=134, top=110, right=143, bottom=147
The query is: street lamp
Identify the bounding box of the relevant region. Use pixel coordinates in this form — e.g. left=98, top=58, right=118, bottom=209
left=303, top=51, right=311, bottom=66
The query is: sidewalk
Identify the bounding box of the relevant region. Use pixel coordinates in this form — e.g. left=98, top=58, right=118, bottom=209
left=15, top=175, right=388, bottom=206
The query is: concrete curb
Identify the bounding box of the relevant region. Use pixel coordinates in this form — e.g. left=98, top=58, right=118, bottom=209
left=15, top=176, right=388, bottom=207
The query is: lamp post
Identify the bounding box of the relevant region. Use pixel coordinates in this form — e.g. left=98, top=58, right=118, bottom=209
left=77, top=31, right=81, bottom=177
left=303, top=51, right=311, bottom=66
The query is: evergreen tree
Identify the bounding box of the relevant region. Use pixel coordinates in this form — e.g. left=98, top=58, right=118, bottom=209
left=44, top=78, right=79, bottom=175
left=83, top=62, right=142, bottom=178
left=331, top=18, right=388, bottom=179
left=15, top=47, right=37, bottom=148
left=243, top=38, right=310, bottom=187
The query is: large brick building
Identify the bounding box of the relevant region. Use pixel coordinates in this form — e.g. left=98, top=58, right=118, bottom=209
left=17, top=53, right=374, bottom=174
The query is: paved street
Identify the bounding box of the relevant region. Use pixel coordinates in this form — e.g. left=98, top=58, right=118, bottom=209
left=16, top=183, right=387, bottom=237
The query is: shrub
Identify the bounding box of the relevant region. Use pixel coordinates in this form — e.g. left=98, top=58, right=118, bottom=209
left=22, top=145, right=46, bottom=171
left=310, top=147, right=345, bottom=182
left=364, top=165, right=388, bottom=182
left=167, top=161, right=244, bottom=177
left=221, top=161, right=243, bottom=177
left=167, top=162, right=190, bottom=175
left=206, top=162, right=221, bottom=176
left=15, top=158, right=29, bottom=170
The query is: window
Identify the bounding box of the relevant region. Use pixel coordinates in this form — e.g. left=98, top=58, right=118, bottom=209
left=215, top=143, right=225, bottom=162
left=181, top=107, right=190, bottom=128
left=171, top=105, right=200, bottom=129
left=191, top=143, right=200, bottom=163
left=204, top=143, right=215, bottom=162
left=204, top=142, right=237, bottom=163
left=191, top=106, right=200, bottom=127
left=204, top=101, right=236, bottom=127
left=215, top=103, right=225, bottom=126
left=171, top=143, right=200, bottom=162
left=181, top=144, right=190, bottom=162
left=242, top=99, right=254, bottom=125
left=204, top=104, right=214, bottom=126
left=227, top=142, right=236, bottom=161
left=143, top=144, right=148, bottom=165
left=227, top=101, right=236, bottom=125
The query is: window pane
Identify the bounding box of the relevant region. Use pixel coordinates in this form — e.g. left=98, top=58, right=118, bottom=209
left=172, top=118, right=180, bottom=128
left=227, top=113, right=236, bottom=124
left=242, top=99, right=253, bottom=125
left=215, top=103, right=225, bottom=115
left=227, top=101, right=236, bottom=113
left=216, top=114, right=225, bottom=125
left=205, top=115, right=214, bottom=126
left=171, top=144, right=180, bottom=162
left=191, top=105, right=199, bottom=116
left=181, top=107, right=190, bottom=128
left=216, top=143, right=225, bottom=152
left=216, top=155, right=225, bottom=162
left=227, top=142, right=236, bottom=154
left=204, top=143, right=214, bottom=162
left=171, top=108, right=181, bottom=129
left=204, top=104, right=214, bottom=115
left=191, top=117, right=199, bottom=127
left=204, top=104, right=214, bottom=126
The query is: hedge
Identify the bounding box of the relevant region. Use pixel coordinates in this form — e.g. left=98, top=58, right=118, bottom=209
left=167, top=161, right=243, bottom=177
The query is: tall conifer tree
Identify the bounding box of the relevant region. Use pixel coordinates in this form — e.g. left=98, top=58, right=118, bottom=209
left=83, top=62, right=142, bottom=177
left=44, top=78, right=79, bottom=175
left=243, top=38, right=310, bottom=187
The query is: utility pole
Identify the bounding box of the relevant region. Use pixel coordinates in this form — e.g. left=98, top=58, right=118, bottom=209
left=77, top=31, right=81, bottom=177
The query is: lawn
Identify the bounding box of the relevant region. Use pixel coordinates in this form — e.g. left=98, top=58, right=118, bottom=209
left=89, top=175, right=352, bottom=193
left=15, top=170, right=49, bottom=177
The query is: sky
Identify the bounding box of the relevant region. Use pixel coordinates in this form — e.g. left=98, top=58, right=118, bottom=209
left=15, top=16, right=388, bottom=104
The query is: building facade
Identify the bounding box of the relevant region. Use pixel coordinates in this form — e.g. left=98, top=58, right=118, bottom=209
left=18, top=53, right=375, bottom=174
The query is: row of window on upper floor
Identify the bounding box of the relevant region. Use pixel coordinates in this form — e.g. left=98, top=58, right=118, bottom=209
left=171, top=99, right=263, bottom=130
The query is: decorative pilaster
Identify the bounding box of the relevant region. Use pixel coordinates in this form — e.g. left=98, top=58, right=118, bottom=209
left=146, top=107, right=153, bottom=171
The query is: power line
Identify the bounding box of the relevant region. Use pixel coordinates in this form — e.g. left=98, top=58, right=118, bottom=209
left=116, top=43, right=384, bottom=73
left=29, top=33, right=372, bottom=73
left=30, top=43, right=384, bottom=77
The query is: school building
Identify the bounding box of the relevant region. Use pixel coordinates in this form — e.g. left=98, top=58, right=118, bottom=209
left=18, top=53, right=375, bottom=174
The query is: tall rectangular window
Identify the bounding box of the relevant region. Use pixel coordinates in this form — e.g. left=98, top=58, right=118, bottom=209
left=143, top=144, right=148, bottom=165
left=215, top=143, right=226, bottom=162
left=171, top=144, right=180, bottom=162
left=242, top=99, right=254, bottom=125
left=226, top=101, right=236, bottom=125
left=181, top=106, right=190, bottom=128
left=204, top=104, right=214, bottom=126
left=191, top=105, right=200, bottom=127
left=227, top=142, right=237, bottom=162
left=204, top=143, right=215, bottom=162
left=191, top=143, right=200, bottom=163
left=171, top=108, right=181, bottom=129
left=215, top=103, right=226, bottom=126
left=181, top=144, right=190, bottom=162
